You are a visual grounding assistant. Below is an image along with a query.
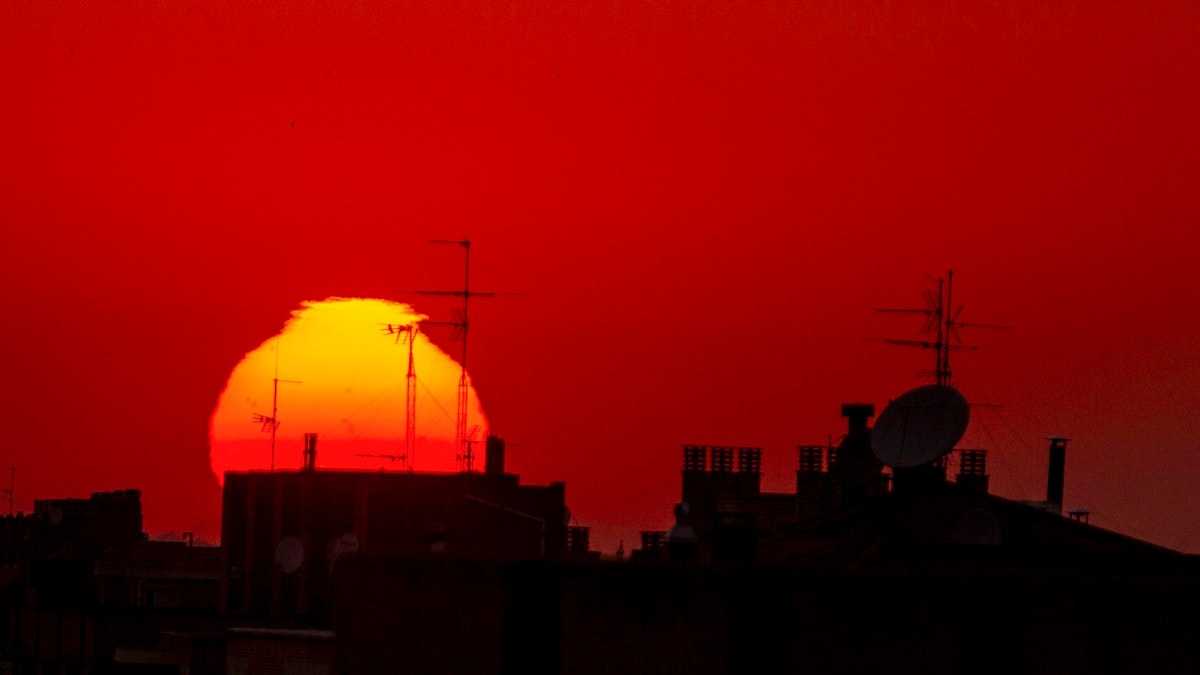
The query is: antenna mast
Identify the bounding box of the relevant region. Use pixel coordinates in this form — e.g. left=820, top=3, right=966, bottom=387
left=382, top=323, right=419, bottom=470
left=252, top=337, right=301, bottom=471
left=412, top=239, right=498, bottom=472
left=877, top=269, right=1007, bottom=385
left=381, top=316, right=463, bottom=471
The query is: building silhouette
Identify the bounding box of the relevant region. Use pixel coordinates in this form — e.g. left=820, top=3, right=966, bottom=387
left=0, top=490, right=222, bottom=674
left=2, top=415, right=1199, bottom=673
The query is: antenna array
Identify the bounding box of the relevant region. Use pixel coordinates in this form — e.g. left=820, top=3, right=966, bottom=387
left=876, top=269, right=1008, bottom=385
left=407, top=239, right=503, bottom=472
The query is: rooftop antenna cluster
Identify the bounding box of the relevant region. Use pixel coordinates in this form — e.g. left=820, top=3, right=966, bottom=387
left=869, top=269, right=1008, bottom=473
left=876, top=269, right=1008, bottom=385
left=406, top=239, right=507, bottom=472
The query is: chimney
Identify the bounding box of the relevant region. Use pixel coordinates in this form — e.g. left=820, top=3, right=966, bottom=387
left=484, top=435, right=506, bottom=475
left=956, top=449, right=990, bottom=494
left=841, top=403, right=875, bottom=433
left=796, top=445, right=827, bottom=519
left=1045, top=436, right=1069, bottom=514
left=303, top=433, right=318, bottom=471
left=711, top=447, right=734, bottom=473
left=736, top=447, right=762, bottom=497
left=681, top=446, right=709, bottom=509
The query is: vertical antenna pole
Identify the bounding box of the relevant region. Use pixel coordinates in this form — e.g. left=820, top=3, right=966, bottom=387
left=406, top=327, right=417, bottom=471
left=425, top=239, right=473, bottom=471
left=416, top=238, right=507, bottom=471
left=271, top=336, right=280, bottom=471
left=271, top=377, right=279, bottom=471
left=457, top=240, right=471, bottom=471
left=254, top=337, right=300, bottom=471
left=942, top=269, right=954, bottom=385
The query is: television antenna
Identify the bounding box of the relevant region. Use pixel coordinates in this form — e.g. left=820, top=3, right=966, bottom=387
left=382, top=323, right=419, bottom=471
left=459, top=425, right=482, bottom=473
left=251, top=336, right=301, bottom=471
left=404, top=239, right=519, bottom=471
left=381, top=317, right=463, bottom=471
left=356, top=453, right=407, bottom=466
left=875, top=269, right=1008, bottom=386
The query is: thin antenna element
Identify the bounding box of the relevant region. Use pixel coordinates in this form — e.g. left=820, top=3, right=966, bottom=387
left=408, top=239, right=500, bottom=472
left=382, top=317, right=462, bottom=471
left=382, top=323, right=418, bottom=470
left=875, top=269, right=1009, bottom=385
left=252, top=337, right=301, bottom=471
left=462, top=425, right=482, bottom=473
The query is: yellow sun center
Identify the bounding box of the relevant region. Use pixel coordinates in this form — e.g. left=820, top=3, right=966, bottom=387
left=208, top=297, right=486, bottom=481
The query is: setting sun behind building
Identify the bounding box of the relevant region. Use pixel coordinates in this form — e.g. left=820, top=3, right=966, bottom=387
left=208, top=298, right=487, bottom=482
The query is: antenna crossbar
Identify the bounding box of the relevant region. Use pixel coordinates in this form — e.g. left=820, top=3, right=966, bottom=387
left=875, top=269, right=1004, bottom=385
left=401, top=239, right=516, bottom=472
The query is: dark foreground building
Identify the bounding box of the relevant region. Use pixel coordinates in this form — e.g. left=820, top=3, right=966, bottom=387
left=5, top=421, right=1198, bottom=674
left=329, top=409, right=1200, bottom=674
left=334, top=552, right=1200, bottom=675
left=220, top=435, right=576, bottom=622
left=0, top=490, right=223, bottom=674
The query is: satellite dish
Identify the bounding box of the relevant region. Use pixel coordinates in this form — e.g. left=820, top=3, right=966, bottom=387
left=871, top=384, right=969, bottom=468
left=49, top=507, right=64, bottom=525
left=275, top=536, right=305, bottom=574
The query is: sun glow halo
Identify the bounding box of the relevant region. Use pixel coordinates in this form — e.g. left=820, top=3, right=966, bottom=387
left=208, top=298, right=486, bottom=482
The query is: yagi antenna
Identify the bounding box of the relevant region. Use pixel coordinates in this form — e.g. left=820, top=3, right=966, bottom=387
left=356, top=453, right=407, bottom=467
left=874, top=269, right=1009, bottom=385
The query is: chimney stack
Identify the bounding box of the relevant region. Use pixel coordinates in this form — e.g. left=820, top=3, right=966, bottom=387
left=1045, top=436, right=1069, bottom=514
left=484, top=435, right=506, bottom=475
left=841, top=403, right=875, bottom=433
left=303, top=433, right=318, bottom=471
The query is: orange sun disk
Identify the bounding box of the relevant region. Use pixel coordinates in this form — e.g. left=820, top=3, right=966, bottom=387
left=208, top=298, right=487, bottom=482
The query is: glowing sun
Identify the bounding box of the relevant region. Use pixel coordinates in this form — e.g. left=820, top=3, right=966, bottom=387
left=208, top=298, right=487, bottom=482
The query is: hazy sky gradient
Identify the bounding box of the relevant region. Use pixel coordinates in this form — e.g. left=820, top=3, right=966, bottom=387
left=3, top=1, right=1197, bottom=551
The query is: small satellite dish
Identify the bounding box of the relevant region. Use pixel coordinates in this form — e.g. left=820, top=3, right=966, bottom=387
left=275, top=536, right=305, bottom=574
left=49, top=507, right=64, bottom=525
left=871, top=384, right=969, bottom=468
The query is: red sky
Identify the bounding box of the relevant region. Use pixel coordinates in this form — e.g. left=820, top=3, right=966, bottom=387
left=2, top=1, right=1198, bottom=552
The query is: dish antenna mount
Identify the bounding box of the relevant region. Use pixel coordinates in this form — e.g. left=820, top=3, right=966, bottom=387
left=871, top=384, right=970, bottom=468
